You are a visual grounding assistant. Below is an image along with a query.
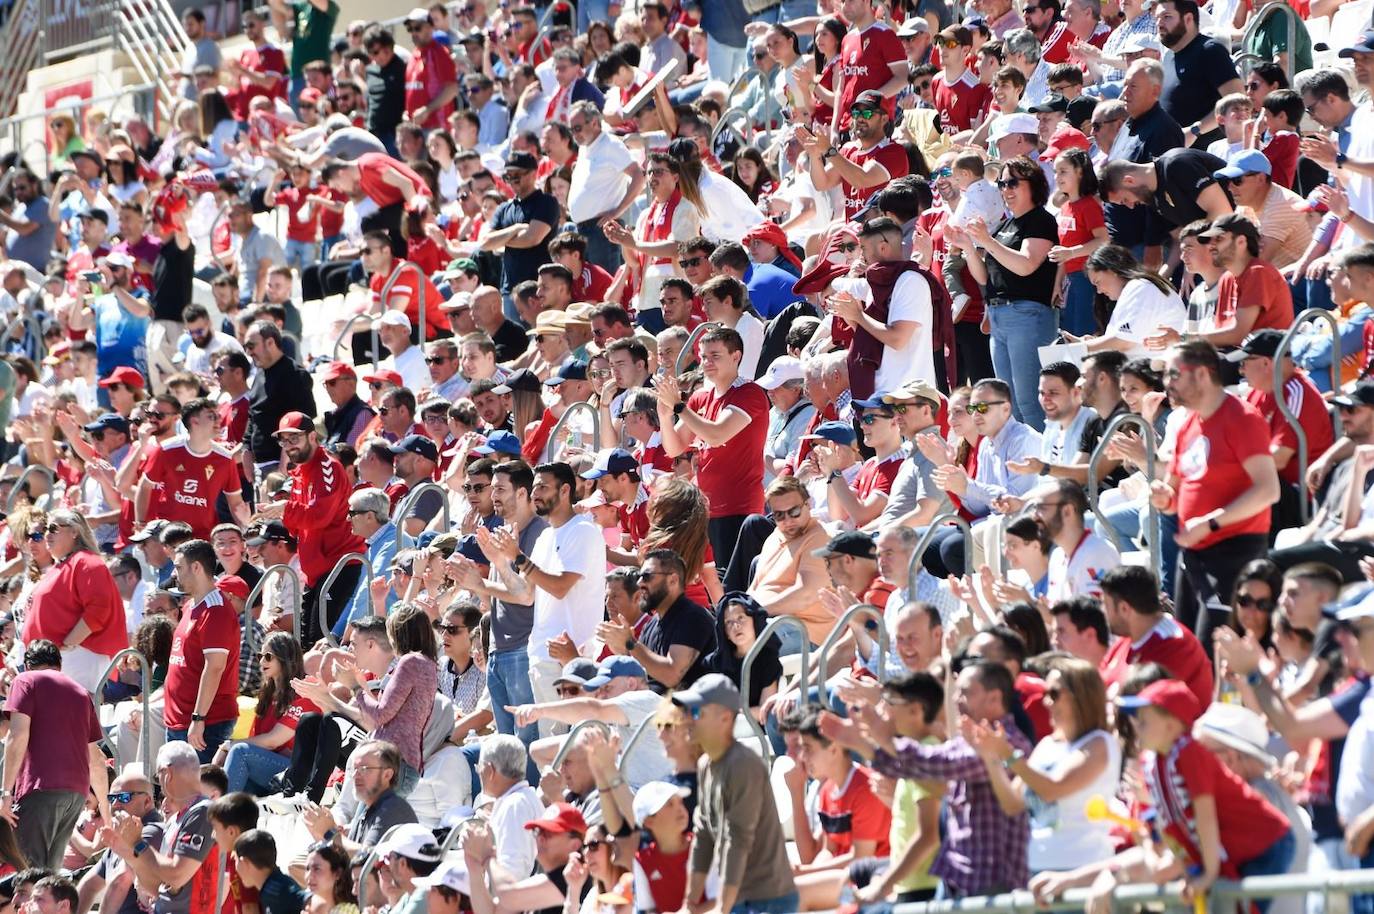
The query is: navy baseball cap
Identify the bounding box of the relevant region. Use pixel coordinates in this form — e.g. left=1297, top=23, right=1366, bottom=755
left=1340, top=29, right=1374, bottom=57
left=84, top=412, right=130, bottom=435
left=804, top=420, right=858, bottom=446
left=391, top=433, right=440, bottom=463
left=473, top=429, right=523, bottom=456
left=581, top=448, right=639, bottom=479
left=851, top=393, right=896, bottom=413
left=582, top=656, right=647, bottom=691
left=545, top=359, right=590, bottom=386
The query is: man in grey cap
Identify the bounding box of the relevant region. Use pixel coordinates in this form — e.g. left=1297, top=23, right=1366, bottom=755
left=674, top=674, right=797, bottom=914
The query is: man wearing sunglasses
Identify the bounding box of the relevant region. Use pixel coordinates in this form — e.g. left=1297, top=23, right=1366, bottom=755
left=400, top=8, right=457, bottom=130
left=79, top=772, right=160, bottom=914
left=179, top=303, right=243, bottom=380
left=932, top=26, right=991, bottom=134
left=803, top=90, right=909, bottom=221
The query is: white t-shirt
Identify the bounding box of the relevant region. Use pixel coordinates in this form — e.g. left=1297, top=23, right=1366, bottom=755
left=1046, top=530, right=1122, bottom=604
left=527, top=514, right=608, bottom=660
left=831, top=272, right=935, bottom=392
left=734, top=311, right=765, bottom=381
left=607, top=690, right=674, bottom=788
left=490, top=781, right=546, bottom=877
left=568, top=131, right=633, bottom=224
left=1026, top=729, right=1121, bottom=871
left=387, top=343, right=432, bottom=394
left=1104, top=278, right=1186, bottom=356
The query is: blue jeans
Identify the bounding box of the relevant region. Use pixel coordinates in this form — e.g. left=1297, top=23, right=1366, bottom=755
left=487, top=649, right=540, bottom=782
left=1240, top=828, right=1296, bottom=914
left=1100, top=498, right=1179, bottom=597
left=731, top=892, right=801, bottom=914
left=461, top=742, right=482, bottom=800
left=577, top=0, right=613, bottom=31
left=166, top=720, right=237, bottom=765
left=224, top=742, right=291, bottom=794
left=988, top=298, right=1058, bottom=431
left=284, top=239, right=319, bottom=273
left=577, top=218, right=622, bottom=275
left=757, top=0, right=815, bottom=49
left=1060, top=270, right=1097, bottom=336
left=707, top=35, right=749, bottom=83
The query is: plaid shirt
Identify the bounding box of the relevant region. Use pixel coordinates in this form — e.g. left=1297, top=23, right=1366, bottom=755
left=872, top=716, right=1032, bottom=897
left=238, top=616, right=266, bottom=694
left=1100, top=12, right=1158, bottom=82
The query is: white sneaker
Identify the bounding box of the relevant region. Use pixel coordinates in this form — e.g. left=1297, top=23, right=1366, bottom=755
left=260, top=793, right=309, bottom=815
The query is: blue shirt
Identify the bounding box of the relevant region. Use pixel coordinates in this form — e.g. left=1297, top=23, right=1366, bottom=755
left=744, top=262, right=802, bottom=320
left=92, top=293, right=150, bottom=378
left=335, top=520, right=398, bottom=637
left=5, top=197, right=57, bottom=271
left=962, top=418, right=1044, bottom=516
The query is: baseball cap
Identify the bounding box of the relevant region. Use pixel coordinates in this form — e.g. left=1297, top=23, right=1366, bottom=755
left=1066, top=96, right=1098, bottom=130
left=882, top=379, right=945, bottom=406
left=1028, top=93, right=1068, bottom=114
left=1213, top=148, right=1272, bottom=180
left=811, top=530, right=878, bottom=561
left=246, top=520, right=296, bottom=547
left=411, top=860, right=471, bottom=896
left=216, top=574, right=250, bottom=601
left=441, top=292, right=473, bottom=313
left=362, top=368, right=405, bottom=388
left=391, top=433, right=440, bottom=463
left=672, top=673, right=742, bottom=714
left=756, top=356, right=804, bottom=391
left=505, top=151, right=539, bottom=173
left=81, top=209, right=109, bottom=225
left=1117, top=679, right=1202, bottom=727
left=83, top=413, right=130, bottom=436
left=492, top=368, right=543, bottom=395
left=1197, top=212, right=1260, bottom=247
left=582, top=656, right=648, bottom=691
left=803, top=420, right=858, bottom=447
left=987, top=112, right=1039, bottom=140
left=545, top=359, right=589, bottom=386
left=524, top=802, right=588, bottom=835
left=272, top=411, right=315, bottom=436
left=852, top=393, right=897, bottom=413
left=320, top=361, right=356, bottom=382
left=378, top=310, right=412, bottom=331
left=1193, top=703, right=1275, bottom=768
left=1332, top=381, right=1374, bottom=409
left=553, top=657, right=600, bottom=688
left=473, top=429, right=523, bottom=456
left=851, top=89, right=885, bottom=111
left=405, top=6, right=430, bottom=21
left=576, top=489, right=610, bottom=510
left=445, top=257, right=480, bottom=276
left=99, top=366, right=145, bottom=389
left=581, top=448, right=639, bottom=479
left=1339, top=28, right=1374, bottom=57
left=129, top=518, right=169, bottom=543
left=1223, top=328, right=1286, bottom=362
left=1119, top=33, right=1164, bottom=53
left=1043, top=124, right=1091, bottom=160
left=299, top=86, right=324, bottom=105
left=897, top=18, right=929, bottom=36
left=632, top=781, right=690, bottom=824
left=377, top=823, right=442, bottom=862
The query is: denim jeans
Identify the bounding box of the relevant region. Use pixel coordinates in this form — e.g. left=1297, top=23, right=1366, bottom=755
left=988, top=299, right=1057, bottom=431
left=1240, top=828, right=1296, bottom=914
left=224, top=742, right=291, bottom=794
left=166, top=719, right=237, bottom=765
left=284, top=239, right=319, bottom=273
left=1060, top=270, right=1097, bottom=336
left=487, top=649, right=541, bottom=782
left=731, top=892, right=801, bottom=914
left=707, top=35, right=750, bottom=83
left=577, top=0, right=613, bottom=32
left=461, top=742, right=482, bottom=800
left=1098, top=497, right=1178, bottom=597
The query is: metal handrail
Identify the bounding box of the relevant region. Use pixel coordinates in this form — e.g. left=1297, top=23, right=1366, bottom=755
left=617, top=714, right=656, bottom=777
left=332, top=312, right=374, bottom=363
left=395, top=481, right=452, bottom=549
left=814, top=603, right=886, bottom=688
left=242, top=563, right=303, bottom=643
left=740, top=614, right=812, bottom=762
left=675, top=321, right=720, bottom=376
left=1237, top=0, right=1298, bottom=83
left=1276, top=308, right=1341, bottom=524
left=549, top=719, right=612, bottom=769
left=376, top=259, right=432, bottom=369
left=92, top=647, right=153, bottom=772
left=317, top=552, right=372, bottom=648
left=907, top=512, right=973, bottom=583
left=1087, top=412, right=1159, bottom=577
left=5, top=464, right=55, bottom=512
left=544, top=400, right=601, bottom=463
left=358, top=823, right=410, bottom=909
left=711, top=105, right=753, bottom=146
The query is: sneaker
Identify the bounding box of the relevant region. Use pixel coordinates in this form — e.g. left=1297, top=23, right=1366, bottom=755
left=260, top=793, right=308, bottom=815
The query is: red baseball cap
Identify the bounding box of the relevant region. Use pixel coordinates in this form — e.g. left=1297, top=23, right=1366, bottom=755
left=361, top=368, right=405, bottom=387
left=1043, top=124, right=1091, bottom=161
left=1118, top=679, right=1201, bottom=728
left=216, top=574, right=250, bottom=600
left=321, top=361, right=357, bottom=382
left=273, top=411, right=315, bottom=437
left=300, top=87, right=324, bottom=105
left=524, top=802, right=588, bottom=836
left=98, top=366, right=145, bottom=389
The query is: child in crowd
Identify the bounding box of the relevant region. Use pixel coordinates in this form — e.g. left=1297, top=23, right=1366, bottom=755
left=1206, top=94, right=1253, bottom=162
left=233, top=829, right=310, bottom=914
left=1257, top=89, right=1303, bottom=190
left=944, top=152, right=1003, bottom=321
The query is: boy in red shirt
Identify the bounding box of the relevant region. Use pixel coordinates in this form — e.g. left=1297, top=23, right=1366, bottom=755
left=264, top=165, right=321, bottom=273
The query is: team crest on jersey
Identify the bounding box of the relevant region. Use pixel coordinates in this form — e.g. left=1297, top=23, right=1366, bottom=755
left=205, top=466, right=215, bottom=480
left=175, top=464, right=185, bottom=472
left=1177, top=434, right=1210, bottom=481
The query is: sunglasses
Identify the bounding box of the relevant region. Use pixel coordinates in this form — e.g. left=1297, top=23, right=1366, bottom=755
left=27, top=531, right=43, bottom=542
left=45, top=524, right=67, bottom=535
left=378, top=407, right=392, bottom=416
left=258, top=651, right=275, bottom=661
left=859, top=413, right=893, bottom=425
left=937, top=37, right=961, bottom=48
left=108, top=790, right=148, bottom=804
left=1235, top=594, right=1276, bottom=612
left=433, top=622, right=468, bottom=634
left=462, top=482, right=488, bottom=493
left=767, top=503, right=805, bottom=521
left=995, top=178, right=1022, bottom=189
left=838, top=241, right=859, bottom=253
left=850, top=107, right=879, bottom=120
left=967, top=400, right=1007, bottom=414
left=679, top=256, right=704, bottom=269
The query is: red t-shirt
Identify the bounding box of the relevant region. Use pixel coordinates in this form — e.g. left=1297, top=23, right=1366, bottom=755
left=1166, top=393, right=1272, bottom=547
left=369, top=261, right=449, bottom=341
left=1143, top=735, right=1290, bottom=876
left=1262, top=131, right=1300, bottom=190
left=521, top=407, right=560, bottom=465
left=636, top=437, right=674, bottom=476
left=635, top=834, right=698, bottom=913
left=5, top=670, right=103, bottom=798
left=1244, top=372, right=1335, bottom=486
left=165, top=589, right=242, bottom=729
left=356, top=153, right=426, bottom=208
left=574, top=263, right=615, bottom=303
left=854, top=452, right=903, bottom=501
left=21, top=551, right=127, bottom=657
left=143, top=437, right=242, bottom=540
left=407, top=236, right=445, bottom=277
left=688, top=379, right=770, bottom=518
left=251, top=695, right=320, bottom=754
left=1039, top=20, right=1110, bottom=65
left=1215, top=259, right=1295, bottom=334
left=1017, top=671, right=1054, bottom=742
left=272, top=186, right=320, bottom=243
left=932, top=69, right=992, bottom=134
left=837, top=22, right=906, bottom=130
left=617, top=491, right=651, bottom=549
left=919, top=207, right=985, bottom=324
left=234, top=45, right=287, bottom=119
left=817, top=765, right=892, bottom=857
left=839, top=138, right=909, bottom=219
left=318, top=187, right=346, bottom=238
left=1100, top=614, right=1214, bottom=708
left=405, top=41, right=458, bottom=130
left=1056, top=196, right=1106, bottom=273
left=219, top=394, right=250, bottom=446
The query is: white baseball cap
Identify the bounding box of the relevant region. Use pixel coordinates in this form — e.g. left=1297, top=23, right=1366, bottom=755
left=755, top=355, right=804, bottom=391
left=987, top=112, right=1039, bottom=140
left=378, top=310, right=413, bottom=331
left=377, top=824, right=442, bottom=863
left=411, top=859, right=471, bottom=895
left=632, top=781, right=690, bottom=824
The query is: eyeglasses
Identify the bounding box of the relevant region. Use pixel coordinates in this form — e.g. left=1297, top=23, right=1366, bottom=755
left=767, top=503, right=806, bottom=521
left=378, top=407, right=391, bottom=416
left=837, top=241, right=859, bottom=253
left=108, top=790, right=148, bottom=804
left=149, top=411, right=177, bottom=421
left=433, top=621, right=468, bottom=635
left=258, top=651, right=276, bottom=661
left=850, top=107, right=879, bottom=120
left=679, top=255, right=704, bottom=269
left=462, top=482, right=489, bottom=493
left=44, top=524, right=67, bottom=536
left=346, top=508, right=371, bottom=517
left=859, top=413, right=893, bottom=425
left=966, top=401, right=1007, bottom=414
left=995, top=178, right=1022, bottom=189
left=425, top=355, right=451, bottom=364
left=937, top=37, right=961, bottom=48
left=1235, top=594, right=1275, bottom=611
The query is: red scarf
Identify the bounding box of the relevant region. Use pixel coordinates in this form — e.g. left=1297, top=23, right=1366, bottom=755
left=642, top=189, right=683, bottom=267
left=545, top=82, right=572, bottom=123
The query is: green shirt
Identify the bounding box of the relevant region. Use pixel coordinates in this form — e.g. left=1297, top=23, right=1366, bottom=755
left=1242, top=4, right=1311, bottom=75
left=889, top=752, right=941, bottom=893
left=289, top=0, right=339, bottom=77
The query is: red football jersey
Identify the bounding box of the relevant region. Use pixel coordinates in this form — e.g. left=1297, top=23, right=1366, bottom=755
left=143, top=437, right=242, bottom=540
left=837, top=22, right=906, bottom=131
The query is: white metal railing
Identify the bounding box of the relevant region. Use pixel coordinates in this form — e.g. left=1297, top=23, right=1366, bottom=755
left=0, top=0, right=41, bottom=121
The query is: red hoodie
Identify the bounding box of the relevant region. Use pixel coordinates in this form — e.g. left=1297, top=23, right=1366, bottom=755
left=283, top=445, right=364, bottom=585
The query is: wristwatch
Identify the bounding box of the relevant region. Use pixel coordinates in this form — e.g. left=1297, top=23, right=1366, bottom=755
left=1002, top=748, right=1025, bottom=770
left=625, top=637, right=637, bottom=653
left=822, top=146, right=839, bottom=160
left=1207, top=517, right=1222, bottom=533
left=514, top=552, right=532, bottom=573
left=1189, top=124, right=1202, bottom=139
left=1337, top=152, right=1349, bottom=167
left=673, top=402, right=687, bottom=416
left=133, top=839, right=149, bottom=858
left=190, top=713, right=206, bottom=723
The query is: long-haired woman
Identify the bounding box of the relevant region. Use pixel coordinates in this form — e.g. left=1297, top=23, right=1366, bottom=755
left=216, top=632, right=316, bottom=795
left=641, top=476, right=722, bottom=606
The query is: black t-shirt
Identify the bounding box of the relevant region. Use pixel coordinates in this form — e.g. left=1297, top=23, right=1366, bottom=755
left=1161, top=33, right=1239, bottom=130
left=639, top=594, right=718, bottom=694
left=492, top=318, right=530, bottom=361
left=1077, top=400, right=1132, bottom=488
left=491, top=191, right=561, bottom=293
left=1108, top=104, right=1186, bottom=248
left=984, top=207, right=1059, bottom=305
left=366, top=56, right=407, bottom=134
left=1152, top=148, right=1231, bottom=231
left=151, top=236, right=195, bottom=323
left=536, top=865, right=593, bottom=914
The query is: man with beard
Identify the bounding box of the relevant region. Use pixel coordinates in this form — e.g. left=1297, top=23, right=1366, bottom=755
left=260, top=411, right=363, bottom=645
left=802, top=91, right=910, bottom=221
left=1026, top=478, right=1120, bottom=603
left=596, top=549, right=714, bottom=693
left=1154, top=0, right=1243, bottom=145
left=747, top=476, right=833, bottom=654
left=180, top=303, right=243, bottom=378
left=1099, top=147, right=1234, bottom=240
left=485, top=152, right=559, bottom=307
left=604, top=153, right=701, bottom=325
left=243, top=321, right=315, bottom=481
left=0, top=169, right=57, bottom=271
